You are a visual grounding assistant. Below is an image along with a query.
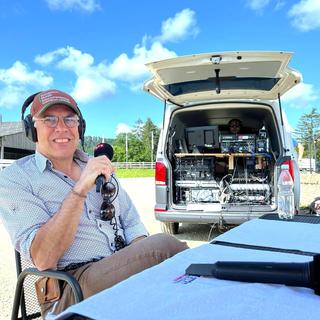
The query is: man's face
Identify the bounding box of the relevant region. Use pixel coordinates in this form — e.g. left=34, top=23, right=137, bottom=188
left=229, top=120, right=241, bottom=134
left=34, top=105, right=80, bottom=162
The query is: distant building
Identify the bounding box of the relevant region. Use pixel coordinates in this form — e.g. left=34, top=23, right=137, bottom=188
left=299, top=158, right=316, bottom=171
left=0, top=121, right=35, bottom=159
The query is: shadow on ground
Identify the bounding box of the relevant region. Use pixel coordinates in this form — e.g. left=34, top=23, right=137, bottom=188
left=172, top=223, right=232, bottom=243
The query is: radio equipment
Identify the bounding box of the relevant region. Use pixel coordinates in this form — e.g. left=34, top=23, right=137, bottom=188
left=220, top=134, right=256, bottom=153
left=256, top=129, right=269, bottom=153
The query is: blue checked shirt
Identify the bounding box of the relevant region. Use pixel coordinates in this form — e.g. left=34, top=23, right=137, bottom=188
left=0, top=150, right=148, bottom=269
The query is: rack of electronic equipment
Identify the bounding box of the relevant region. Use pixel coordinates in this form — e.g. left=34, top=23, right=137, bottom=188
left=172, top=128, right=274, bottom=207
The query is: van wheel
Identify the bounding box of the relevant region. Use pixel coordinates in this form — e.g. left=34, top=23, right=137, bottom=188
left=161, top=222, right=179, bottom=234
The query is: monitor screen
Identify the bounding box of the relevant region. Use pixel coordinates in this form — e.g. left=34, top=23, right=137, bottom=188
left=185, top=126, right=219, bottom=152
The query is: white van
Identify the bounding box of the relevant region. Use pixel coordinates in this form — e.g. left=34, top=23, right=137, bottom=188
left=144, top=51, right=301, bottom=234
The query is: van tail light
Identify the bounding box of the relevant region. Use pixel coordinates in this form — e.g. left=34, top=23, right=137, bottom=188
left=154, top=208, right=167, bottom=213
left=155, top=161, right=167, bottom=185
left=282, top=160, right=294, bottom=181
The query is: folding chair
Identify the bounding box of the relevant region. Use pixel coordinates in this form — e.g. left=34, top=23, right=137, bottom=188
left=11, top=250, right=83, bottom=320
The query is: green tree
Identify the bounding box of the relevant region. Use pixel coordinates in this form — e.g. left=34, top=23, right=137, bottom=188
left=294, top=107, right=320, bottom=168
left=128, top=133, right=145, bottom=161
left=113, top=133, right=126, bottom=161
left=141, top=118, right=160, bottom=161
left=132, top=119, right=144, bottom=140
left=112, top=131, right=144, bottom=162
left=112, top=118, right=160, bottom=162
left=83, top=136, right=115, bottom=155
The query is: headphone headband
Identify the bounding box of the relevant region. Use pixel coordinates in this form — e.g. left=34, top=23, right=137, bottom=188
left=21, top=92, right=41, bottom=120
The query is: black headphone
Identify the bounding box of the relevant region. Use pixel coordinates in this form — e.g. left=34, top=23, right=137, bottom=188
left=21, top=91, right=86, bottom=144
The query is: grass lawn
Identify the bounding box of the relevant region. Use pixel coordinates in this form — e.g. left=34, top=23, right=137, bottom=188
left=115, top=168, right=155, bottom=178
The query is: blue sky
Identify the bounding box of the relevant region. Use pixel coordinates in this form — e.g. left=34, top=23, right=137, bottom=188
left=0, top=0, right=319, bottom=138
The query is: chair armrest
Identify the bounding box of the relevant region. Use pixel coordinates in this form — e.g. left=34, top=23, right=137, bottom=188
left=11, top=267, right=83, bottom=320
left=21, top=268, right=83, bottom=302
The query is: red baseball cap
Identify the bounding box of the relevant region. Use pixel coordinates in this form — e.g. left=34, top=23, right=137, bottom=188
left=31, top=89, right=80, bottom=117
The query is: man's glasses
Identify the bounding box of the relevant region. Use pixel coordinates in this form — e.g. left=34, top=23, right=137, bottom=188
left=100, top=177, right=126, bottom=251
left=33, top=115, right=79, bottom=128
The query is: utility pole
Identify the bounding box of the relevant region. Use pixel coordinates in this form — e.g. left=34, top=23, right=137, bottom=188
left=0, top=114, right=3, bottom=159
left=316, top=133, right=320, bottom=172
left=309, top=135, right=312, bottom=173
left=314, top=133, right=318, bottom=173
left=125, top=132, right=128, bottom=168
left=151, top=130, right=154, bottom=164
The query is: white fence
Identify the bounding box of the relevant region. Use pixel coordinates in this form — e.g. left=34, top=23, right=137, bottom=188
left=113, top=162, right=155, bottom=169
left=0, top=159, right=155, bottom=170
left=0, top=159, right=14, bottom=170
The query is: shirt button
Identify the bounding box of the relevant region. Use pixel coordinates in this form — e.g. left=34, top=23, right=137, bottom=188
left=111, top=243, right=114, bottom=246
left=99, top=223, right=102, bottom=228
left=64, top=175, right=68, bottom=178
left=89, top=210, right=92, bottom=213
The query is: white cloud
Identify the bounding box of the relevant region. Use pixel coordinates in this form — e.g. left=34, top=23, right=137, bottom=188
left=0, top=86, right=28, bottom=109
left=157, top=8, right=198, bottom=43
left=45, top=0, right=100, bottom=12
left=72, top=74, right=115, bottom=103
left=35, top=47, right=94, bottom=71
left=274, top=0, right=285, bottom=11
left=35, top=46, right=116, bottom=103
left=32, top=9, right=199, bottom=102
left=246, top=0, right=286, bottom=12
left=108, top=41, right=177, bottom=84
left=0, top=61, right=52, bottom=86
left=282, top=82, right=318, bottom=108
left=107, top=9, right=198, bottom=88
left=0, top=61, right=53, bottom=108
left=288, top=0, right=320, bottom=31
left=57, top=48, right=95, bottom=72
left=34, top=48, right=69, bottom=65
left=246, top=0, right=271, bottom=11
left=115, top=123, right=131, bottom=135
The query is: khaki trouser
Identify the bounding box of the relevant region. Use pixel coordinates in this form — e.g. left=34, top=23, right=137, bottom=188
left=41, top=233, right=188, bottom=317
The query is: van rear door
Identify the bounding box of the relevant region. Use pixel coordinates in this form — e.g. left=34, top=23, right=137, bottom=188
left=144, top=51, right=301, bottom=106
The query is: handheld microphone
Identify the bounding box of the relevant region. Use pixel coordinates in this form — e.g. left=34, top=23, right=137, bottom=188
left=94, top=143, right=114, bottom=193
left=186, top=255, right=320, bottom=295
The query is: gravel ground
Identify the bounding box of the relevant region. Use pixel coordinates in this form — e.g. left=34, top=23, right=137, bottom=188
left=1, top=175, right=319, bottom=319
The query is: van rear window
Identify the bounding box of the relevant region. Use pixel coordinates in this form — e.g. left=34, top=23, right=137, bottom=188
left=164, top=77, right=280, bottom=96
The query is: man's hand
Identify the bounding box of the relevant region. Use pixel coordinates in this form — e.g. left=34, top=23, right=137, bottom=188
left=74, top=156, right=115, bottom=196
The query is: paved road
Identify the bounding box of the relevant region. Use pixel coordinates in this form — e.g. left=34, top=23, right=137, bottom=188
left=0, top=177, right=214, bottom=319
left=120, top=177, right=216, bottom=245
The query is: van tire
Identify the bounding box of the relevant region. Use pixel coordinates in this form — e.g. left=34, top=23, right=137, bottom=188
left=161, top=222, right=179, bottom=234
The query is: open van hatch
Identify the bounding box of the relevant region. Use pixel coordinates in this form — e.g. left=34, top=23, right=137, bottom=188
left=144, top=51, right=301, bottom=105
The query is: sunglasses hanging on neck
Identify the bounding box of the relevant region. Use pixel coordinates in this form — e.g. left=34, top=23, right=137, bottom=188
left=100, top=176, right=126, bottom=251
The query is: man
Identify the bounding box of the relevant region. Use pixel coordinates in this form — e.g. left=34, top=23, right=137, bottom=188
left=315, top=200, right=320, bottom=214
left=228, top=119, right=242, bottom=134
left=0, top=89, right=188, bottom=317
left=310, top=197, right=320, bottom=215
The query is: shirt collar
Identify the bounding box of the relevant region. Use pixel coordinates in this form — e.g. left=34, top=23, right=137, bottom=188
left=35, top=149, right=89, bottom=173
left=74, top=149, right=89, bottom=163
left=35, top=151, right=51, bottom=172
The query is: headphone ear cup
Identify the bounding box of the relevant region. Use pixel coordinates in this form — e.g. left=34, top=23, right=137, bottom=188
left=79, top=117, right=86, bottom=142
left=23, top=114, right=38, bottom=142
